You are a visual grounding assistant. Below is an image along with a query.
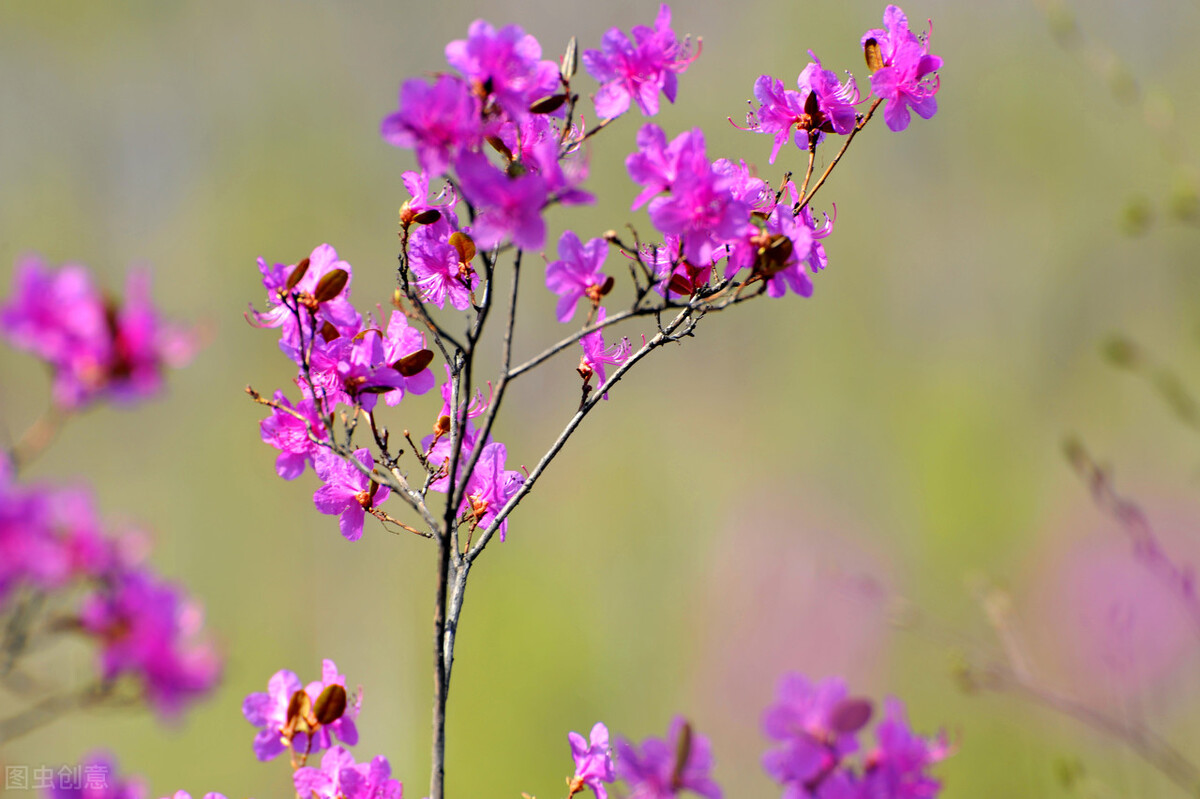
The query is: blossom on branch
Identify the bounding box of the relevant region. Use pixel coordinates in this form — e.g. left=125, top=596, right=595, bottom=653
left=861, top=5, right=942, bottom=132
left=312, top=449, right=390, bottom=542
left=569, top=722, right=617, bottom=799
left=616, top=717, right=722, bottom=799
left=546, top=230, right=612, bottom=323
left=1, top=256, right=195, bottom=409
left=582, top=5, right=699, bottom=119
left=242, top=659, right=362, bottom=762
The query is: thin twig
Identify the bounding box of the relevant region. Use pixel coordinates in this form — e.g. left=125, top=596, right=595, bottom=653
left=799, top=99, right=882, bottom=211
left=971, top=663, right=1200, bottom=797
left=9, top=406, right=67, bottom=472
left=466, top=303, right=696, bottom=563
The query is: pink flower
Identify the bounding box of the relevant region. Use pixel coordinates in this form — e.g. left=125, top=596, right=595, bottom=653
left=625, top=125, right=707, bottom=210
left=546, top=231, right=611, bottom=323
left=248, top=243, right=362, bottom=364
left=381, top=76, right=483, bottom=177
left=569, top=722, right=616, bottom=799
left=1, top=256, right=195, bottom=409
left=409, top=216, right=477, bottom=311
left=645, top=134, right=751, bottom=265
left=241, top=657, right=357, bottom=758
left=312, top=449, right=390, bottom=541
left=293, top=746, right=402, bottom=799
left=861, top=6, right=942, bottom=132
left=582, top=5, right=698, bottom=119
left=455, top=151, right=548, bottom=250
left=242, top=659, right=362, bottom=762
left=444, top=19, right=560, bottom=121
left=79, top=569, right=221, bottom=717
left=460, top=442, right=524, bottom=541
left=616, top=717, right=722, bottom=799
left=260, top=391, right=328, bottom=480
left=861, top=699, right=949, bottom=799
left=578, top=307, right=631, bottom=399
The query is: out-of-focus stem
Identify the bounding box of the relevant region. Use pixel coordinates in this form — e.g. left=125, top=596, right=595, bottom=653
left=9, top=406, right=66, bottom=471
left=799, top=98, right=882, bottom=211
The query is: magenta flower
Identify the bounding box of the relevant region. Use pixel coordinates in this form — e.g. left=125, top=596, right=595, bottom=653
left=625, top=125, right=707, bottom=210
left=578, top=308, right=631, bottom=399
left=260, top=391, right=328, bottom=480
left=409, top=216, right=477, bottom=311
left=569, top=722, right=617, bottom=799
left=616, top=717, right=722, bottom=799
left=1, top=255, right=108, bottom=390
left=734, top=75, right=810, bottom=164
left=455, top=151, right=548, bottom=250
left=460, top=442, right=524, bottom=541
left=712, top=159, right=772, bottom=212
left=636, top=235, right=711, bottom=299
left=161, top=794, right=230, bottom=799
left=0, top=481, right=118, bottom=606
left=734, top=57, right=858, bottom=164
left=293, top=746, right=402, bottom=799
left=79, top=569, right=221, bottom=717
left=1, top=256, right=194, bottom=409
left=861, top=6, right=942, bottom=132
left=444, top=19, right=560, bottom=120
left=798, top=53, right=860, bottom=136
left=513, top=116, right=595, bottom=206
left=861, top=699, right=949, bottom=799
left=242, top=659, right=362, bottom=762
left=546, top=231, right=611, bottom=323
left=312, top=448, right=390, bottom=541
left=381, top=75, right=483, bottom=176
left=582, top=5, right=699, bottom=119
left=761, top=674, right=865, bottom=790
left=400, top=170, right=457, bottom=226
left=646, top=142, right=751, bottom=265
left=379, top=310, right=436, bottom=407
left=248, top=243, right=362, bottom=363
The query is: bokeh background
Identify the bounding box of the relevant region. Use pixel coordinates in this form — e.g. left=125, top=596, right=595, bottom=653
left=3, top=0, right=1200, bottom=796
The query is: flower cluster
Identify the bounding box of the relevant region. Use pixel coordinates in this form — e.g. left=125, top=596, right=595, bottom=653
left=0, top=462, right=219, bottom=717
left=0, top=256, right=217, bottom=721
left=249, top=243, right=440, bottom=540
left=736, top=3, right=941, bottom=162
left=582, top=5, right=699, bottom=119
left=761, top=674, right=949, bottom=799
left=239, top=659, right=401, bottom=799
left=0, top=255, right=195, bottom=409
left=242, top=658, right=361, bottom=762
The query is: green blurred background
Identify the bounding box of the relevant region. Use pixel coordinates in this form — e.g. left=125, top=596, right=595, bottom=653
left=3, top=0, right=1200, bottom=796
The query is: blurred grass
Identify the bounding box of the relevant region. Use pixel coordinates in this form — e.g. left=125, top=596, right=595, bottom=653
left=2, top=1, right=1200, bottom=797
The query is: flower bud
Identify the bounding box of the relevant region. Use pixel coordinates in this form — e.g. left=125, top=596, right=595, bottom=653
left=314, top=683, right=348, bottom=725
left=313, top=269, right=350, bottom=303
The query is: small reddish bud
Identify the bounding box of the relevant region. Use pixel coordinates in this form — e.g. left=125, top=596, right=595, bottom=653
left=829, top=698, right=874, bottom=735
left=449, top=232, right=476, bottom=265
left=529, top=93, right=568, bottom=115
left=486, top=136, right=514, bottom=162
left=313, top=269, right=349, bottom=303
left=864, top=38, right=884, bottom=73
left=285, top=258, right=310, bottom=292
left=394, top=348, right=435, bottom=377
left=314, top=684, right=348, bottom=725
